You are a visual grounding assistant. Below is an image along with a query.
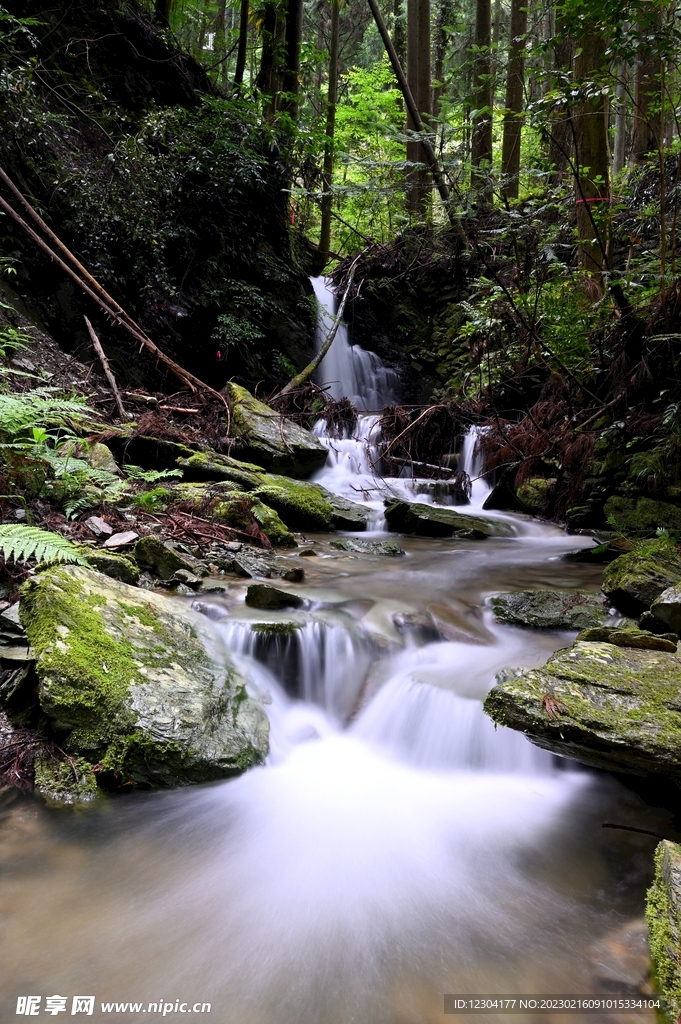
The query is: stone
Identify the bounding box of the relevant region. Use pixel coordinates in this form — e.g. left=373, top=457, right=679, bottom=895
left=103, top=530, right=139, bottom=549
left=516, top=477, right=554, bottom=514
left=490, top=590, right=613, bottom=631
left=0, top=645, right=34, bottom=661
left=281, top=567, right=305, bottom=582
left=85, top=442, right=120, bottom=476
left=330, top=538, right=406, bottom=556
left=85, top=516, right=114, bottom=538
left=20, top=565, right=269, bottom=788
left=13, top=508, right=26, bottom=521
left=80, top=549, right=140, bottom=586
left=602, top=539, right=681, bottom=615
left=298, top=548, right=318, bottom=557
left=134, top=535, right=208, bottom=581
left=245, top=584, right=304, bottom=610
left=563, top=537, right=635, bottom=563
left=252, top=477, right=369, bottom=532
left=575, top=626, right=678, bottom=652
left=646, top=841, right=681, bottom=1020
left=384, top=500, right=513, bottom=538
left=483, top=640, right=681, bottom=779
left=650, top=586, right=681, bottom=634
left=604, top=496, right=681, bottom=538
left=1, top=603, right=24, bottom=633
left=482, top=465, right=525, bottom=514
left=226, top=383, right=328, bottom=477
left=170, top=569, right=202, bottom=589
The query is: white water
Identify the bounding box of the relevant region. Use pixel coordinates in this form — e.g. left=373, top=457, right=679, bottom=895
left=0, top=281, right=664, bottom=1024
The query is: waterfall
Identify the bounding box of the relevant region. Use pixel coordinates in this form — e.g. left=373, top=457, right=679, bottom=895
left=312, top=277, right=399, bottom=410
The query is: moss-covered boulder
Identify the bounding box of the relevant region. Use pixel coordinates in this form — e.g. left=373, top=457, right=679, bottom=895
left=80, top=548, right=140, bottom=586
left=384, top=500, right=513, bottom=538
left=33, top=754, right=100, bottom=807
left=20, top=566, right=268, bottom=788
left=604, top=496, right=681, bottom=538
left=602, top=539, right=681, bottom=615
left=226, top=383, right=327, bottom=477
left=490, top=590, right=613, bottom=630
left=483, top=640, right=681, bottom=779
left=646, top=841, right=681, bottom=1021
left=575, top=626, right=677, bottom=651
left=134, top=535, right=208, bottom=581
left=516, top=477, right=554, bottom=514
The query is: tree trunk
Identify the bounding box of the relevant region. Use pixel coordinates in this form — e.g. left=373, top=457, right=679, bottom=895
left=547, top=16, right=573, bottom=182
left=319, top=0, right=340, bottom=260
left=233, top=0, right=250, bottom=86
left=613, top=62, right=628, bottom=175
left=281, top=0, right=304, bottom=118
left=573, top=32, right=610, bottom=276
left=500, top=0, right=527, bottom=199
left=631, top=13, right=662, bottom=164
left=470, top=0, right=493, bottom=200
left=154, top=0, right=173, bottom=26
left=257, top=3, right=278, bottom=97
left=406, top=0, right=422, bottom=214
left=394, top=0, right=406, bottom=68
left=433, top=0, right=452, bottom=117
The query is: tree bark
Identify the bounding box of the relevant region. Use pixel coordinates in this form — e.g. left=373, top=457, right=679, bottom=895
left=393, top=0, right=406, bottom=68
left=319, top=0, right=340, bottom=260
left=631, top=12, right=662, bottom=164
left=257, top=2, right=278, bottom=97
left=233, top=0, right=250, bottom=87
left=406, top=0, right=431, bottom=217
left=573, top=32, right=610, bottom=276
left=281, top=0, right=305, bottom=118
left=154, top=0, right=173, bottom=26
left=547, top=15, right=573, bottom=182
left=433, top=0, right=452, bottom=117
left=470, top=0, right=493, bottom=200
left=613, top=62, right=628, bottom=175
left=500, top=0, right=527, bottom=199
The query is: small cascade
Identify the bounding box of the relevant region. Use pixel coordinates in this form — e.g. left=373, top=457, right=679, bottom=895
left=312, top=277, right=399, bottom=410
left=459, top=424, right=492, bottom=509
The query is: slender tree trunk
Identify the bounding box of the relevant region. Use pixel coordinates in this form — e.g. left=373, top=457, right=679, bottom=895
left=394, top=0, right=406, bottom=68
left=547, top=15, right=573, bottom=182
left=613, top=62, right=628, bottom=175
left=257, top=3, right=278, bottom=97
left=233, top=0, right=250, bottom=86
left=281, top=0, right=304, bottom=118
left=406, top=0, right=422, bottom=214
left=573, top=32, right=610, bottom=276
left=500, top=0, right=527, bottom=199
left=319, top=0, right=340, bottom=260
left=631, top=12, right=662, bottom=164
left=470, top=0, right=493, bottom=200
left=433, top=0, right=452, bottom=117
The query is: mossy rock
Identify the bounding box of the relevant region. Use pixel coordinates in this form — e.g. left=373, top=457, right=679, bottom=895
left=252, top=477, right=369, bottom=532
left=134, top=535, right=208, bottom=581
left=33, top=754, right=99, bottom=807
left=20, top=565, right=269, bottom=789
left=490, top=590, right=612, bottom=630
left=516, top=477, right=554, bottom=514
left=384, top=500, right=513, bottom=538
left=226, top=383, right=328, bottom=478
left=646, top=841, right=681, bottom=1021
left=80, top=548, right=140, bottom=586
left=650, top=586, right=681, bottom=634
left=602, top=539, right=681, bottom=615
left=604, top=496, right=681, bottom=538
left=484, top=640, right=681, bottom=778
left=245, top=584, right=304, bottom=610
left=175, top=452, right=266, bottom=488
left=329, top=538, right=405, bottom=556
left=575, top=626, right=677, bottom=651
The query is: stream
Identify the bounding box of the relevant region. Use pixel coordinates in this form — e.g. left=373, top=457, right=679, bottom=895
left=0, top=282, right=676, bottom=1023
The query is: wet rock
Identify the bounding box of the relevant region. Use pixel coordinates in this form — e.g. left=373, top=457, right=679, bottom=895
left=252, top=477, right=369, bottom=532
left=80, top=549, right=140, bottom=586
left=392, top=611, right=441, bottom=643
left=85, top=516, right=113, bottom=538
left=484, top=640, right=681, bottom=779
left=226, top=383, right=328, bottom=477
left=134, top=535, right=208, bottom=581
left=588, top=918, right=652, bottom=995
left=427, top=602, right=494, bottom=644
left=245, top=584, right=304, bottom=610
left=575, top=626, right=677, bottom=652
left=516, top=477, right=554, bottom=514
left=169, top=569, right=202, bottom=589
left=20, top=565, right=268, bottom=788
left=103, top=530, right=139, bottom=550
left=649, top=586, right=681, bottom=634
left=602, top=539, right=681, bottom=615
left=482, top=465, right=525, bottom=513
left=384, top=501, right=513, bottom=539
left=604, top=496, right=681, bottom=539
left=281, top=567, right=305, bottom=582
left=490, top=589, right=612, bottom=630
left=330, top=538, right=406, bottom=556
left=563, top=537, right=635, bottom=563
left=298, top=548, right=318, bottom=556
left=646, top=841, right=681, bottom=1019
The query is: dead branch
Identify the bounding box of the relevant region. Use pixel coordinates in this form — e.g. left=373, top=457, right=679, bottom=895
left=84, top=317, right=128, bottom=420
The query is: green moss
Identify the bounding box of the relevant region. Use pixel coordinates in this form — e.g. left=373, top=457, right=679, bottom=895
left=602, top=538, right=681, bottom=614
left=251, top=621, right=304, bottom=635
left=604, top=496, right=681, bottom=538
left=33, top=754, right=99, bottom=807
left=516, top=477, right=554, bottom=514
left=252, top=479, right=334, bottom=531
left=646, top=842, right=681, bottom=1021
left=79, top=548, right=140, bottom=586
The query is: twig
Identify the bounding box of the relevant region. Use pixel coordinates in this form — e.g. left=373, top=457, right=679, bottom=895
left=84, top=317, right=127, bottom=420
left=602, top=822, right=672, bottom=841
left=370, top=405, right=446, bottom=468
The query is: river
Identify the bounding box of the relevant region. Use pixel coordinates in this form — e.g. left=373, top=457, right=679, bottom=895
left=0, top=282, right=674, bottom=1023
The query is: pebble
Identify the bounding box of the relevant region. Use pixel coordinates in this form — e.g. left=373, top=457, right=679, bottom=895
left=103, top=531, right=139, bottom=549
left=85, top=516, right=113, bottom=538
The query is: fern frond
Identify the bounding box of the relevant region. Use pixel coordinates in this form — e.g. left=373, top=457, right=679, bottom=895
left=64, top=495, right=95, bottom=521
left=0, top=525, right=90, bottom=566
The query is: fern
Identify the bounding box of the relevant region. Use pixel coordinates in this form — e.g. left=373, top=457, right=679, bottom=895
left=0, top=525, right=90, bottom=566
left=124, top=466, right=183, bottom=483
left=0, top=390, right=98, bottom=440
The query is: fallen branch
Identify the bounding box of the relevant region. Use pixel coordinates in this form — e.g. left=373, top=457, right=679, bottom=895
left=0, top=167, right=227, bottom=407
left=274, top=257, right=360, bottom=399
left=370, top=405, right=446, bottom=468
left=84, top=317, right=127, bottom=420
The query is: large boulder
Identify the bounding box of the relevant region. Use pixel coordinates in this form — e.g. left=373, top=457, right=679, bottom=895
left=604, top=496, right=681, bottom=538
left=649, top=586, right=681, bottom=633
left=384, top=500, right=513, bottom=539
left=20, top=566, right=269, bottom=789
left=490, top=589, right=614, bottom=630
left=483, top=640, right=681, bottom=779
left=646, top=841, right=681, bottom=1021
left=602, top=539, right=681, bottom=615
left=226, top=383, right=328, bottom=477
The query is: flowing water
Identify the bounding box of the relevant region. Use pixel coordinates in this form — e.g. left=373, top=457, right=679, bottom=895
left=0, top=283, right=676, bottom=1023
